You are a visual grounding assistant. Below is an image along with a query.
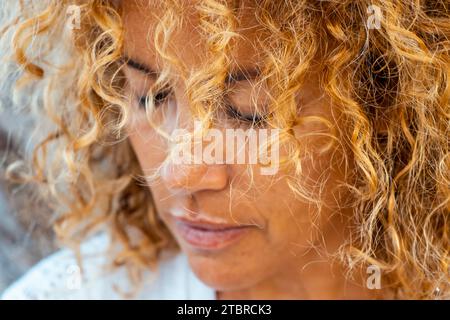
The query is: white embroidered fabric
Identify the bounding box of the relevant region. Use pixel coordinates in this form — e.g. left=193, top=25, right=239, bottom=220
left=1, top=233, right=215, bottom=300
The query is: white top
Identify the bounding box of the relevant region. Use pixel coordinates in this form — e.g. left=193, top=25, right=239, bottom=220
left=1, top=233, right=215, bottom=300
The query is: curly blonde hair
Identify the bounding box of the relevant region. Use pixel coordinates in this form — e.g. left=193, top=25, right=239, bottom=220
left=0, top=0, right=448, bottom=299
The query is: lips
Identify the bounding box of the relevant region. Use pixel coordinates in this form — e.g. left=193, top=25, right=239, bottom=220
left=172, top=215, right=254, bottom=250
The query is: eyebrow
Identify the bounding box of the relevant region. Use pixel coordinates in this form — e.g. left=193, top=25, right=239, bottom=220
left=123, top=56, right=260, bottom=84
left=123, top=57, right=159, bottom=79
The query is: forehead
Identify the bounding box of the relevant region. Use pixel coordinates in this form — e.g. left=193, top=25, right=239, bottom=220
left=121, top=0, right=266, bottom=71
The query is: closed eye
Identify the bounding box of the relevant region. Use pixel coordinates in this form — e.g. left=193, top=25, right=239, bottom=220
left=138, top=88, right=172, bottom=109
left=137, top=89, right=266, bottom=125
left=225, top=103, right=266, bottom=125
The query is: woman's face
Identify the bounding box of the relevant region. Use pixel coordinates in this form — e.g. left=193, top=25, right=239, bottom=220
left=122, top=1, right=351, bottom=294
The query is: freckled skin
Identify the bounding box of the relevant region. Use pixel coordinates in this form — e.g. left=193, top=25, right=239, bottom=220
left=122, top=1, right=376, bottom=299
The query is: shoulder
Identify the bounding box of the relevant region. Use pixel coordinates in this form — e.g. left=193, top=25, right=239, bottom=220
left=1, top=233, right=214, bottom=300
left=1, top=233, right=111, bottom=299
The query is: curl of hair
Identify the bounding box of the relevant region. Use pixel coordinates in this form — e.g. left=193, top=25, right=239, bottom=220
left=0, top=0, right=448, bottom=299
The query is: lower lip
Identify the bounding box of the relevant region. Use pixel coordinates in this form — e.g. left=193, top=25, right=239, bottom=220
left=175, top=221, right=250, bottom=250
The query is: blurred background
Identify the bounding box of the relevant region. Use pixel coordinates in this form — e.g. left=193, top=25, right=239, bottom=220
left=0, top=70, right=56, bottom=293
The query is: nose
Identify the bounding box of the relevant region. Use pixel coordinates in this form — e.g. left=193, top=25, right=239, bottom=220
left=160, top=87, right=229, bottom=194
left=161, top=162, right=229, bottom=194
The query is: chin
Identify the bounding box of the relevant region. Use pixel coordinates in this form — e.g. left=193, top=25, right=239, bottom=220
left=186, top=252, right=267, bottom=292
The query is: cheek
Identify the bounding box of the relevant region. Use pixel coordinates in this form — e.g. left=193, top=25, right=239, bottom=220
left=127, top=120, right=167, bottom=177
left=248, top=128, right=348, bottom=246
left=251, top=179, right=312, bottom=237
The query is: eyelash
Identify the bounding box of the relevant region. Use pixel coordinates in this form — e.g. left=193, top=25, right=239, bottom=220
left=224, top=103, right=265, bottom=125
left=138, top=89, right=172, bottom=109
left=137, top=90, right=265, bottom=125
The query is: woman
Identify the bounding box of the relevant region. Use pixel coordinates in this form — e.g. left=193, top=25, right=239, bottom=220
left=0, top=0, right=448, bottom=299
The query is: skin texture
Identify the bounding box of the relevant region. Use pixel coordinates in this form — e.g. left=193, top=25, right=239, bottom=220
left=121, top=1, right=379, bottom=299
